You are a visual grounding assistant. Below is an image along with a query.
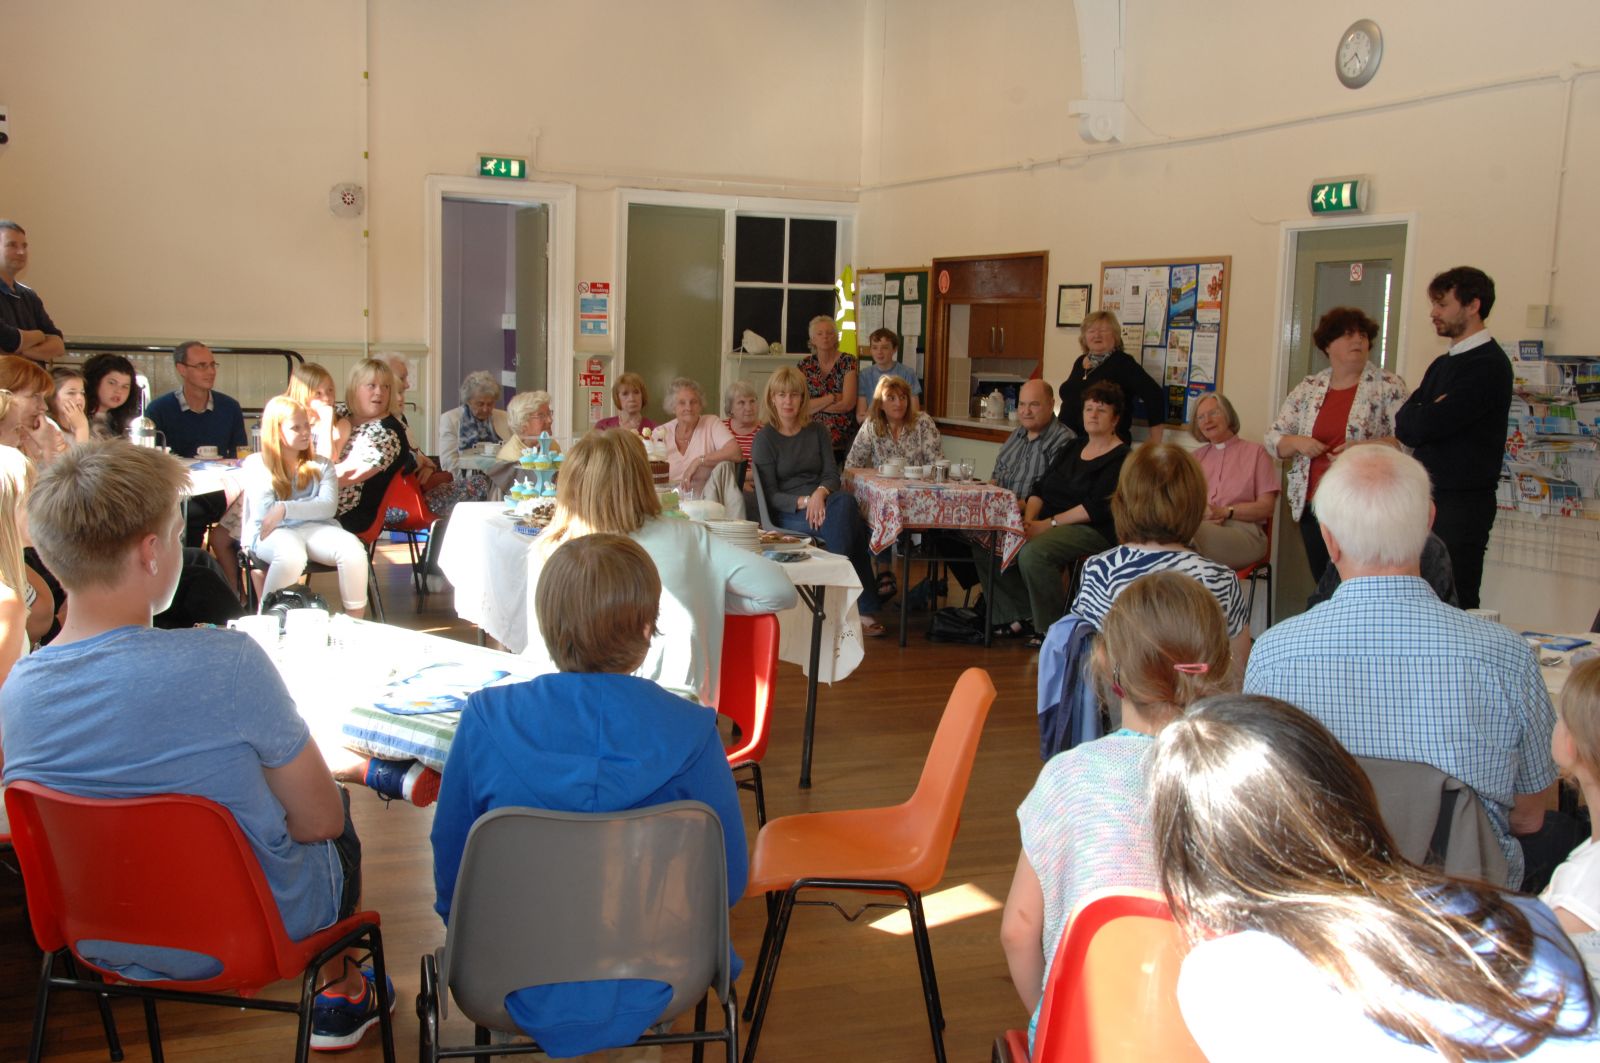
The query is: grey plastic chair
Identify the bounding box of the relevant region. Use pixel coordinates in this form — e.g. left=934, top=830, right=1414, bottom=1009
left=417, top=801, right=737, bottom=1062
left=1357, top=755, right=1512, bottom=888
left=751, top=469, right=828, bottom=551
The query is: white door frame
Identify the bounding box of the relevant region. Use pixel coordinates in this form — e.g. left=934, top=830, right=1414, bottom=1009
left=423, top=175, right=577, bottom=445
left=615, top=188, right=859, bottom=398
left=1270, top=210, right=1419, bottom=426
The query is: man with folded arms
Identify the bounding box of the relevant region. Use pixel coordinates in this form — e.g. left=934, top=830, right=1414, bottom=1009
left=0, top=220, right=66, bottom=364
left=0, top=442, right=391, bottom=1050
left=1244, top=445, right=1565, bottom=891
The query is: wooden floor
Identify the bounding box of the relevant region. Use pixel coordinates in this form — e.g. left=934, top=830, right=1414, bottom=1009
left=0, top=545, right=1045, bottom=1062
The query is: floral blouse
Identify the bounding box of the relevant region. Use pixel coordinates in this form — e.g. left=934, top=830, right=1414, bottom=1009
left=335, top=407, right=406, bottom=517
left=798, top=352, right=858, bottom=448
left=844, top=412, right=943, bottom=469
left=1264, top=361, right=1409, bottom=520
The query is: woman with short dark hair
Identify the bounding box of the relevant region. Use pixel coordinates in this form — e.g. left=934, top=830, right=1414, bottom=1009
left=1266, top=305, right=1407, bottom=582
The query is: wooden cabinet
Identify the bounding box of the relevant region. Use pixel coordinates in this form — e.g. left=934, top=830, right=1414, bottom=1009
left=967, top=303, right=1044, bottom=359
left=928, top=251, right=1050, bottom=438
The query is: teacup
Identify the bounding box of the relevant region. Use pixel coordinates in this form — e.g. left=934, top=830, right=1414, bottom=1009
left=477, top=441, right=499, bottom=456
left=196, top=445, right=219, bottom=459
left=877, top=463, right=902, bottom=478
left=904, top=465, right=926, bottom=479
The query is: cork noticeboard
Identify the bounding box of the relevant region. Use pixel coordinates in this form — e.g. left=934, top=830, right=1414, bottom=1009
left=1098, top=256, right=1230, bottom=425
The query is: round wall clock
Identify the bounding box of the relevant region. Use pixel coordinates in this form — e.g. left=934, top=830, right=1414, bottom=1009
left=1336, top=19, right=1383, bottom=89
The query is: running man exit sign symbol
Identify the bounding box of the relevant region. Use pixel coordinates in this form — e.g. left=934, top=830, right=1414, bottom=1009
left=479, top=155, right=527, bottom=180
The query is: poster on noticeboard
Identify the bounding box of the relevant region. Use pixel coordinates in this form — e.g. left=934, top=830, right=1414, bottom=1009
left=1099, top=256, right=1231, bottom=425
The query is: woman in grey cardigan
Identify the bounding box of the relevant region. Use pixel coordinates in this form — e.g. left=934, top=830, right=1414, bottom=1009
left=752, top=366, right=884, bottom=636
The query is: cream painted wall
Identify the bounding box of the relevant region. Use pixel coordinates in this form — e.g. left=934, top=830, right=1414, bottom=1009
left=0, top=0, right=866, bottom=350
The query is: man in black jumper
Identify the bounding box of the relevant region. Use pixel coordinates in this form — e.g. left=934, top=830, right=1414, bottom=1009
left=1395, top=266, right=1511, bottom=610
left=0, top=220, right=66, bottom=364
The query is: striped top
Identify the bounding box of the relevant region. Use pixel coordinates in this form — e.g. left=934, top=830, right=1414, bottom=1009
left=1243, top=576, right=1558, bottom=888
left=991, top=418, right=1074, bottom=500
left=1072, top=545, right=1249, bottom=636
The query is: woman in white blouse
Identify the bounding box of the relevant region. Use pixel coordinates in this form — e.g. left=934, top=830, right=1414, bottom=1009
left=844, top=374, right=942, bottom=470
left=1265, top=306, right=1407, bottom=581
left=242, top=396, right=368, bottom=615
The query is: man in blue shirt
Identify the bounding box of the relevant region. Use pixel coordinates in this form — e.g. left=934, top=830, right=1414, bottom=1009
left=1244, top=445, right=1561, bottom=890
left=145, top=340, right=250, bottom=553
left=144, top=341, right=249, bottom=459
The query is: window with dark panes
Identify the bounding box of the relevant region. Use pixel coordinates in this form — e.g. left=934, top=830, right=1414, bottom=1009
left=732, top=215, right=838, bottom=353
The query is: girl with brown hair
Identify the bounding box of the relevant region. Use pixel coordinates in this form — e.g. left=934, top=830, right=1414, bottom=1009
left=1001, top=571, right=1231, bottom=1051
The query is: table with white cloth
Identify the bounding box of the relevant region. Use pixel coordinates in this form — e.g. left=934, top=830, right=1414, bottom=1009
left=180, top=456, right=243, bottom=498
left=264, top=615, right=542, bottom=773
left=845, top=471, right=1026, bottom=647
left=437, top=500, right=864, bottom=786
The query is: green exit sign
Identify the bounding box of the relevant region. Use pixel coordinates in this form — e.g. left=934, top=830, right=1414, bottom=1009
left=1309, top=178, right=1368, bottom=214
left=479, top=155, right=527, bottom=180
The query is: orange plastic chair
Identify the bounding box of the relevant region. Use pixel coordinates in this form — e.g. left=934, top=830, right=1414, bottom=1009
left=739, top=667, right=997, bottom=1063
left=992, top=890, right=1205, bottom=1063
left=717, top=613, right=780, bottom=827
left=3, top=780, right=396, bottom=1063
left=1234, top=514, right=1274, bottom=628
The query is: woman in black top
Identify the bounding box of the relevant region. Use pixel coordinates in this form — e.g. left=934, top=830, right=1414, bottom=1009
left=1002, top=381, right=1130, bottom=645
left=1059, top=310, right=1166, bottom=444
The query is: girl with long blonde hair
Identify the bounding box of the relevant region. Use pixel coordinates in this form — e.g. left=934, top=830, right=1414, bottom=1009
left=525, top=429, right=794, bottom=707
left=285, top=361, right=348, bottom=461
left=240, top=396, right=368, bottom=615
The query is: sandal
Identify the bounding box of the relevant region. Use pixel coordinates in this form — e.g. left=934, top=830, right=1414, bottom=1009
left=863, top=619, right=887, bottom=639
left=875, top=570, right=898, bottom=602
left=1024, top=634, right=1046, bottom=650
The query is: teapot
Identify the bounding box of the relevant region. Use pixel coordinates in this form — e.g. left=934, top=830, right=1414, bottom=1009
left=982, top=389, right=1006, bottom=421
left=127, top=417, right=165, bottom=449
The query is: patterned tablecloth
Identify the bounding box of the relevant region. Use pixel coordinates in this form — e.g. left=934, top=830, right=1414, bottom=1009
left=846, top=471, right=1026, bottom=566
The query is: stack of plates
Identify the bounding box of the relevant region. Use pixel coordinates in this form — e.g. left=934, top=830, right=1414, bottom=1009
left=703, top=519, right=762, bottom=552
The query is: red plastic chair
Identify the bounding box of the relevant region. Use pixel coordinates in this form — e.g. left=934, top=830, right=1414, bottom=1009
left=991, top=890, right=1205, bottom=1063
left=379, top=468, right=442, bottom=598
left=716, top=613, right=780, bottom=827
left=1234, top=515, right=1274, bottom=629
left=3, top=780, right=396, bottom=1063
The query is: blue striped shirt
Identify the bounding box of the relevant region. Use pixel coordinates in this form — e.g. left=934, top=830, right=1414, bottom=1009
left=1244, top=576, right=1557, bottom=886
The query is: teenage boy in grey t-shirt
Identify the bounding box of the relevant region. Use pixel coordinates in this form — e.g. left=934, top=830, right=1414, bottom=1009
left=0, top=441, right=390, bottom=1050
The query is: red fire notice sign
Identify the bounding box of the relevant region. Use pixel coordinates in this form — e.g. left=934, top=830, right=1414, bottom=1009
left=579, top=358, right=606, bottom=388
left=1350, top=262, right=1365, bottom=283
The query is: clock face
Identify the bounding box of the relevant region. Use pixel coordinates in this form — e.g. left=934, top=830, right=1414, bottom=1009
left=1336, top=19, right=1383, bottom=88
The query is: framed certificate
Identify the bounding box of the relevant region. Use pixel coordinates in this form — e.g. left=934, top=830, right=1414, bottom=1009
left=1055, top=284, right=1091, bottom=327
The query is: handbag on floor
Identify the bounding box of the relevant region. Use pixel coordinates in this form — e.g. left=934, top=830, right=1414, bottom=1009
left=925, top=606, right=985, bottom=645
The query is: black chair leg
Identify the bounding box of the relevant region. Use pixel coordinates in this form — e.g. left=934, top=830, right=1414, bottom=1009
left=742, top=892, right=779, bottom=1021
left=473, top=1023, right=491, bottom=1063
left=691, top=995, right=709, bottom=1063
left=59, top=952, right=123, bottom=1062
left=142, top=998, right=164, bottom=1063
left=749, top=763, right=767, bottom=828
left=723, top=994, right=740, bottom=1063
left=906, top=891, right=947, bottom=1059
left=740, top=887, right=798, bottom=1063
left=30, top=950, right=55, bottom=1063
left=367, top=927, right=397, bottom=1063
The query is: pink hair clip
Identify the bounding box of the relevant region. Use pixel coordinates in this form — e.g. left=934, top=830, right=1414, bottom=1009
left=1173, top=662, right=1210, bottom=675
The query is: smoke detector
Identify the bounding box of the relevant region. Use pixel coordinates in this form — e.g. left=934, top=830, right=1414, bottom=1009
left=329, top=183, right=366, bottom=218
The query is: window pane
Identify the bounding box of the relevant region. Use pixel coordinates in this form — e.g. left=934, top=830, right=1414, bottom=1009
left=733, top=288, right=783, bottom=350
left=735, top=216, right=784, bottom=283
left=788, top=218, right=837, bottom=284
left=786, top=289, right=837, bottom=354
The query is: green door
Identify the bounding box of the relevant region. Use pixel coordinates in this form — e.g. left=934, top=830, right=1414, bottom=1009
left=624, top=204, right=726, bottom=420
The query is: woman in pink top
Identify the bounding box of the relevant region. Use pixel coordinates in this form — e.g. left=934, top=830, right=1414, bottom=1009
left=1189, top=392, right=1280, bottom=568
left=664, top=377, right=744, bottom=515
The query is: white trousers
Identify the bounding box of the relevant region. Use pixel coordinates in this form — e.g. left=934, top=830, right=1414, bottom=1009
left=253, top=522, right=370, bottom=610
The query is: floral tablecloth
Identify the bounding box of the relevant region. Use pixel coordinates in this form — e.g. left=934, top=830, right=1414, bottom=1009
left=846, top=472, right=1026, bottom=566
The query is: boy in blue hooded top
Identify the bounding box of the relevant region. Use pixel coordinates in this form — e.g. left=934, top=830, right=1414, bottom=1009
left=430, top=532, right=748, bottom=1057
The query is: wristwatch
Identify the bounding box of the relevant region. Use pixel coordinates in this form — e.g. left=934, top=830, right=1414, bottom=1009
left=1226, top=506, right=1235, bottom=521
left=1048, top=515, right=1058, bottom=527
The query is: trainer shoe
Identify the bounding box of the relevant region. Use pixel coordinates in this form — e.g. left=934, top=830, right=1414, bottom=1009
left=362, top=758, right=442, bottom=808
left=310, top=967, right=393, bottom=1052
